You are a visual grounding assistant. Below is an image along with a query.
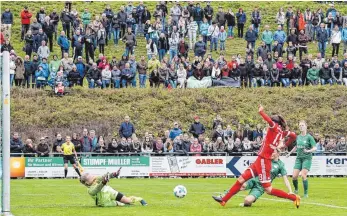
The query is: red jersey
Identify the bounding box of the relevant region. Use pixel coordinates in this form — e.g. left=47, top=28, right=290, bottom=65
left=258, top=111, right=296, bottom=159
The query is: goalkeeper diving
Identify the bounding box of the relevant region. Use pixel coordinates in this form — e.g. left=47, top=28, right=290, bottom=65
left=221, top=149, right=293, bottom=207
left=80, top=168, right=148, bottom=207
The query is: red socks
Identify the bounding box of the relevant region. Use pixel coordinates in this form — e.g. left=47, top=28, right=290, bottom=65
left=270, top=188, right=296, bottom=201
left=222, top=180, right=242, bottom=202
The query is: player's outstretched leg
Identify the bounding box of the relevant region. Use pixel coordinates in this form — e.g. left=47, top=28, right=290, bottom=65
left=264, top=186, right=301, bottom=208
left=301, top=168, right=309, bottom=198
left=121, top=196, right=148, bottom=206
left=213, top=169, right=253, bottom=206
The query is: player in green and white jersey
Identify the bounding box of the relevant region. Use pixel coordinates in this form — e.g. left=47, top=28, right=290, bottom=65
left=79, top=168, right=148, bottom=207
left=221, top=149, right=293, bottom=207
left=287, top=120, right=316, bottom=198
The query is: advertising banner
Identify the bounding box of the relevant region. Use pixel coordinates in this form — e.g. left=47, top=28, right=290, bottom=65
left=150, top=156, right=226, bottom=176
left=226, top=156, right=347, bottom=176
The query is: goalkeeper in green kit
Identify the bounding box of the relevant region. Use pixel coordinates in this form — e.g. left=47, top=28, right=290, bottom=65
left=287, top=120, right=316, bottom=198
left=80, top=168, right=148, bottom=207
left=221, top=149, right=293, bottom=207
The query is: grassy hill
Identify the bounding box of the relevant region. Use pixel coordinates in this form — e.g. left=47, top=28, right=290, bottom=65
left=11, top=86, right=347, bottom=141
left=3, top=1, right=347, bottom=141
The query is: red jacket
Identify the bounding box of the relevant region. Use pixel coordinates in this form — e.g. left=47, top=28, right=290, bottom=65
left=0, top=32, right=4, bottom=45
left=21, top=10, right=32, bottom=25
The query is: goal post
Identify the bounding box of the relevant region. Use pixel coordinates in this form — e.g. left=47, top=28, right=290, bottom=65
left=1, top=51, right=13, bottom=216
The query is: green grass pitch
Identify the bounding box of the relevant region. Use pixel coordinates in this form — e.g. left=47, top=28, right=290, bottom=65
left=10, top=178, right=347, bottom=216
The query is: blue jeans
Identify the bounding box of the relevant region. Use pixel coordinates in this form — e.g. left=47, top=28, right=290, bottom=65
left=169, top=49, right=177, bottom=63
left=147, top=54, right=152, bottom=60
left=139, top=74, right=147, bottom=88
left=252, top=78, right=264, bottom=87
left=318, top=42, right=327, bottom=58
left=321, top=78, right=332, bottom=86
left=145, top=34, right=149, bottom=42
left=266, top=44, right=272, bottom=52
left=10, top=74, right=14, bottom=87
left=280, top=78, right=290, bottom=87
left=132, top=76, right=137, bottom=87
left=247, top=41, right=255, bottom=49
left=159, top=49, right=166, bottom=61
left=125, top=47, right=134, bottom=57
left=277, top=43, right=284, bottom=56
left=312, top=26, right=319, bottom=41
left=220, top=41, right=225, bottom=50
left=113, top=79, right=120, bottom=88
left=210, top=37, right=218, bottom=51
left=196, top=21, right=202, bottom=33
left=113, top=29, right=120, bottom=45
left=122, top=79, right=135, bottom=88
left=264, top=79, right=271, bottom=86
left=169, top=80, right=177, bottom=88
left=228, top=26, right=234, bottom=37
left=252, top=24, right=260, bottom=33
left=291, top=79, right=302, bottom=87
left=88, top=79, right=102, bottom=88
left=152, top=38, right=158, bottom=46
left=202, top=35, right=208, bottom=44
left=102, top=80, right=110, bottom=88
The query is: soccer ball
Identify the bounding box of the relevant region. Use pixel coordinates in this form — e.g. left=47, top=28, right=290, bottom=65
left=173, top=185, right=187, bottom=198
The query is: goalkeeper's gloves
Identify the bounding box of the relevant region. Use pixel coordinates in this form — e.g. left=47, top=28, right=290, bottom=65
left=102, top=173, right=110, bottom=185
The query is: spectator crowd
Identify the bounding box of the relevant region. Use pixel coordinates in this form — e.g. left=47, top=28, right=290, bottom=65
left=10, top=115, right=347, bottom=157
left=1, top=2, right=347, bottom=94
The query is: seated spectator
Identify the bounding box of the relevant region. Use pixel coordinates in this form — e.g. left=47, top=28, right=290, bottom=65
left=121, top=63, right=135, bottom=88
left=101, top=64, right=112, bottom=88
left=331, top=63, right=342, bottom=85
left=111, top=65, right=122, bottom=88
left=223, top=125, right=234, bottom=143
left=177, top=64, right=187, bottom=88
left=336, top=136, right=346, bottom=153
left=108, top=138, right=119, bottom=154
left=169, top=122, right=182, bottom=140
left=242, top=137, right=253, bottom=152
left=342, top=61, right=347, bottom=86
left=270, top=63, right=280, bottom=87
left=119, top=115, right=135, bottom=139
left=52, top=133, right=65, bottom=154
left=325, top=137, right=337, bottom=152
left=10, top=132, right=24, bottom=157
left=23, top=139, right=36, bottom=157
left=190, top=138, right=202, bottom=156
left=36, top=137, right=50, bottom=157
left=164, top=138, right=174, bottom=153
left=182, top=133, right=191, bottom=154
left=252, top=124, right=263, bottom=141
left=251, top=63, right=264, bottom=87
left=279, top=62, right=291, bottom=87
left=202, top=137, right=214, bottom=153
left=173, top=135, right=184, bottom=154
left=142, top=136, right=153, bottom=153
left=131, top=137, right=141, bottom=153
left=291, top=63, right=302, bottom=87
left=154, top=138, right=164, bottom=154
left=71, top=133, right=81, bottom=152
left=94, top=139, right=108, bottom=154
left=319, top=62, right=333, bottom=85
left=252, top=136, right=262, bottom=151
left=212, top=124, right=224, bottom=142
left=67, top=65, right=81, bottom=87
left=226, top=139, right=234, bottom=155
left=118, top=137, right=130, bottom=153
left=307, top=64, right=320, bottom=85
left=233, top=138, right=243, bottom=153
left=213, top=137, right=225, bottom=154
left=315, top=137, right=325, bottom=156
left=87, top=63, right=102, bottom=88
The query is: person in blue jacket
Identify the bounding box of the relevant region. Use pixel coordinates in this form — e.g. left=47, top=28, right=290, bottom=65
left=236, top=8, right=246, bottom=38
left=119, top=116, right=135, bottom=139
left=75, top=56, right=86, bottom=86
left=273, top=25, right=287, bottom=57
left=169, top=122, right=182, bottom=140
left=316, top=23, right=328, bottom=58
left=57, top=31, right=70, bottom=58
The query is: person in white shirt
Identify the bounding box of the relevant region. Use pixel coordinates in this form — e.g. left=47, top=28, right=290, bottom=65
left=37, top=40, right=50, bottom=60
left=9, top=55, right=16, bottom=87
left=208, top=21, right=220, bottom=52
left=176, top=64, right=187, bottom=88
left=187, top=17, right=198, bottom=50
left=331, top=25, right=342, bottom=57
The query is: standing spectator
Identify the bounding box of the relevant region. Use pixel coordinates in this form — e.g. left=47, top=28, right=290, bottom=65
left=245, top=25, right=258, bottom=49
left=81, top=8, right=91, bottom=31
left=188, top=16, right=198, bottom=50
left=208, top=21, right=219, bottom=52
left=298, top=29, right=309, bottom=61
left=225, top=9, right=235, bottom=38
left=315, top=138, right=325, bottom=156
left=252, top=124, right=263, bottom=141
left=276, top=8, right=285, bottom=28
left=194, top=36, right=206, bottom=58
left=189, top=116, right=205, bottom=138
left=122, top=27, right=136, bottom=57
left=57, top=31, right=70, bottom=58
left=42, top=16, right=54, bottom=52
left=119, top=116, right=135, bottom=139
left=49, top=9, right=60, bottom=41
left=336, top=137, right=347, bottom=153
left=204, top=1, right=214, bottom=25
left=331, top=25, right=342, bottom=57
left=236, top=8, right=246, bottom=38
left=71, top=133, right=81, bottom=152
left=36, top=7, right=46, bottom=25
left=242, top=137, right=253, bottom=152
left=158, top=33, right=168, bottom=61
left=316, top=23, right=328, bottom=58
left=146, top=39, right=158, bottom=60
left=60, top=7, right=73, bottom=39
left=170, top=2, right=181, bottom=26
left=52, top=133, right=65, bottom=153
left=2, top=8, right=13, bottom=38
left=9, top=55, right=16, bottom=87
left=251, top=7, right=261, bottom=33
left=24, top=55, right=34, bottom=88
left=14, top=57, right=25, bottom=87
left=216, top=6, right=226, bottom=28
left=219, top=26, right=227, bottom=52
left=72, top=30, right=84, bottom=61
left=273, top=25, right=287, bottom=57
left=212, top=125, right=224, bottom=142
left=37, top=40, right=50, bottom=60
left=194, top=3, right=204, bottom=31
left=21, top=6, right=32, bottom=41
left=10, top=132, right=23, bottom=157
left=342, top=24, right=347, bottom=54
left=285, top=6, right=294, bottom=35
left=97, top=24, right=107, bottom=54
left=36, top=137, right=50, bottom=157
left=23, top=139, right=36, bottom=157
left=137, top=55, right=148, bottom=88
left=168, top=34, right=179, bottom=63
left=190, top=138, right=202, bottom=156
left=84, top=28, right=95, bottom=63
left=200, top=18, right=209, bottom=44
left=243, top=124, right=253, bottom=141
left=79, top=128, right=92, bottom=152
left=319, top=62, right=333, bottom=86
left=262, top=25, right=273, bottom=51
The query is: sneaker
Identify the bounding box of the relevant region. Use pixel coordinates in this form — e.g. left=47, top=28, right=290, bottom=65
left=294, top=195, right=301, bottom=209
left=304, top=194, right=309, bottom=198
left=212, top=196, right=226, bottom=207
left=140, top=200, right=148, bottom=206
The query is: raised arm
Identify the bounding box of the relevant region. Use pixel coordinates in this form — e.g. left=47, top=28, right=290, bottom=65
left=258, top=104, right=275, bottom=128
left=283, top=131, right=297, bottom=147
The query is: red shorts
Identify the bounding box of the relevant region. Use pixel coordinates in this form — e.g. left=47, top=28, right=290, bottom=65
left=248, top=157, right=272, bottom=187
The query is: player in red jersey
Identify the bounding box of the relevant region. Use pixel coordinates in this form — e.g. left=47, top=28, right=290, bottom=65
left=213, top=105, right=301, bottom=208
